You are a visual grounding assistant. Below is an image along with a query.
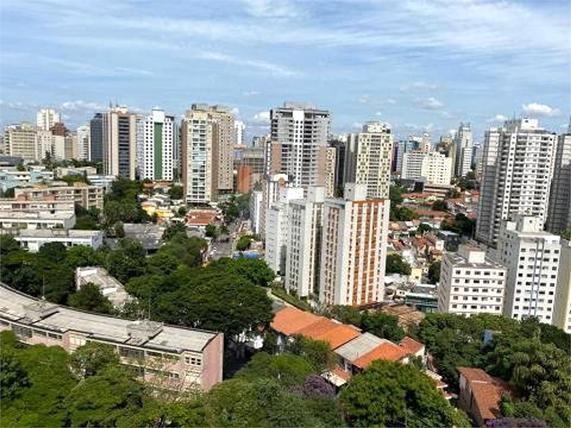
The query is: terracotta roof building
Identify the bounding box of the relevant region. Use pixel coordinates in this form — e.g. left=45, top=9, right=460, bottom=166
left=457, top=367, right=510, bottom=427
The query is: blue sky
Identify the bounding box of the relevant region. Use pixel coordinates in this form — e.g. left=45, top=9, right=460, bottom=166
left=1, top=0, right=570, bottom=142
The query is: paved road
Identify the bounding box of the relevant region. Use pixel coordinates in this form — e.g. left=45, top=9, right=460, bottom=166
left=209, top=220, right=240, bottom=260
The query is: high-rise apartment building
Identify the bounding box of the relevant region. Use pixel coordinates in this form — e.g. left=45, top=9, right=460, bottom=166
left=270, top=102, right=330, bottom=187
left=319, top=184, right=390, bottom=306
left=553, top=239, right=571, bottom=333
left=76, top=125, right=90, bottom=161
left=4, top=123, right=40, bottom=161
left=394, top=138, right=421, bottom=173
left=476, top=119, right=556, bottom=246
left=324, top=147, right=337, bottom=198
left=139, top=108, right=176, bottom=181
left=497, top=216, right=561, bottom=324
left=264, top=186, right=304, bottom=275
left=402, top=151, right=452, bottom=185
left=546, top=133, right=571, bottom=233
left=250, top=190, right=263, bottom=235
left=286, top=187, right=325, bottom=298
left=180, top=104, right=235, bottom=203
left=454, top=123, right=473, bottom=177
left=102, top=107, right=139, bottom=179
left=90, top=113, right=104, bottom=162
left=36, top=108, right=60, bottom=131
left=260, top=173, right=289, bottom=238
left=438, top=245, right=507, bottom=317
left=344, top=121, right=393, bottom=199
left=328, top=140, right=346, bottom=193
left=234, top=120, right=245, bottom=146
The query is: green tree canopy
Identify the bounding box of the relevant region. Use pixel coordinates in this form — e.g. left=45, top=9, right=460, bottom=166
left=70, top=342, right=120, bottom=379
left=385, top=253, right=412, bottom=275
left=235, top=353, right=314, bottom=388
left=361, top=311, right=406, bottom=342
left=427, top=261, right=441, bottom=284
left=341, top=360, right=470, bottom=428
left=68, top=283, right=114, bottom=314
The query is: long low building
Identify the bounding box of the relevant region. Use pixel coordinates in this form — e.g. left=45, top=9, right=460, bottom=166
left=14, top=183, right=104, bottom=210
left=0, top=194, right=75, bottom=213
left=0, top=211, right=76, bottom=230
left=11, top=229, right=104, bottom=252
left=0, top=283, right=224, bottom=391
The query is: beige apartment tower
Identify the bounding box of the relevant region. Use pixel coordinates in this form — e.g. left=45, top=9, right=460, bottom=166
left=319, top=184, right=390, bottom=306
left=181, top=104, right=235, bottom=204
left=102, top=107, right=139, bottom=179
left=344, top=121, right=393, bottom=199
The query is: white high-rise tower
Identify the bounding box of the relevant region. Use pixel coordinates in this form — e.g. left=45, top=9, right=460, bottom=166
left=476, top=118, right=556, bottom=246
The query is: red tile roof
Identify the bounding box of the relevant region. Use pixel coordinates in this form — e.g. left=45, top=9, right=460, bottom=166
left=353, top=342, right=409, bottom=368
left=458, top=367, right=510, bottom=421
left=270, top=307, right=321, bottom=336
left=399, top=336, right=425, bottom=355
left=271, top=307, right=360, bottom=349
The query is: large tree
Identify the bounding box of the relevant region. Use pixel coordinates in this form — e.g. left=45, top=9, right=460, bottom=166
left=341, top=360, right=470, bottom=427
left=385, top=253, right=412, bottom=275
left=68, top=283, right=114, bottom=314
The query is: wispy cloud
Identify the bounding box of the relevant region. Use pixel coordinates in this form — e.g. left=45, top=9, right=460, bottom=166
left=416, top=97, right=444, bottom=110
left=400, top=81, right=438, bottom=92
left=196, top=52, right=300, bottom=77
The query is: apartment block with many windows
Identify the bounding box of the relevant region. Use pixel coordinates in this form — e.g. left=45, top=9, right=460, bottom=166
left=497, top=216, right=561, bottom=324
left=438, top=245, right=507, bottom=316
left=319, top=184, right=390, bottom=306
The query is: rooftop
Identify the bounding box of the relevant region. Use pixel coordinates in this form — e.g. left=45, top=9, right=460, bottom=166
left=271, top=307, right=360, bottom=349
left=458, top=367, right=510, bottom=421
left=0, top=211, right=75, bottom=220
left=0, top=283, right=219, bottom=353
left=353, top=342, right=409, bottom=368
left=335, top=332, right=387, bottom=362
left=13, top=229, right=101, bottom=239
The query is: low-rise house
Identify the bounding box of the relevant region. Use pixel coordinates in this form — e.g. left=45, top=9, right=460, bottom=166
left=8, top=228, right=103, bottom=252
left=14, top=182, right=104, bottom=210
left=0, top=210, right=76, bottom=230
left=457, top=367, right=510, bottom=427
left=76, top=267, right=131, bottom=308
left=0, top=283, right=223, bottom=391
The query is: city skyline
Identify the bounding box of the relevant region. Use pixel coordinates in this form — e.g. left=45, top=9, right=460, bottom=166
left=1, top=0, right=570, bottom=141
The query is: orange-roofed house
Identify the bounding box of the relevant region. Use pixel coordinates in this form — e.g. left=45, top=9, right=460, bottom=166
left=270, top=306, right=360, bottom=351
left=457, top=367, right=510, bottom=427
left=353, top=342, right=410, bottom=369
left=270, top=306, right=321, bottom=336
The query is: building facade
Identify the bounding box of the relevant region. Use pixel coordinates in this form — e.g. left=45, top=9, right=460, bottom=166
left=181, top=105, right=234, bottom=203
left=553, top=240, right=571, bottom=333
left=476, top=119, right=556, bottom=246
left=402, top=151, right=452, bottom=185
left=319, top=184, right=390, bottom=306
left=344, top=122, right=393, bottom=199
left=454, top=122, right=473, bottom=178
left=0, top=283, right=224, bottom=391
left=546, top=133, right=571, bottom=233
left=76, top=125, right=90, bottom=161
left=497, top=216, right=561, bottom=324
left=4, top=123, right=40, bottom=161
left=264, top=187, right=304, bottom=275
left=102, top=107, right=139, bottom=179
left=139, top=108, right=176, bottom=181
left=285, top=187, right=325, bottom=298
left=37, top=108, right=60, bottom=132
left=14, top=183, right=104, bottom=210
left=270, top=102, right=330, bottom=187
left=438, top=245, right=507, bottom=316
left=90, top=113, right=104, bottom=162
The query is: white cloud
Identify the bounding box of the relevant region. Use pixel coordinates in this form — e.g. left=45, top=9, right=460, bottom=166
left=352, top=122, right=363, bottom=129
left=251, top=111, right=270, bottom=125
left=60, top=100, right=106, bottom=112
left=486, top=114, right=508, bottom=123
left=400, top=81, right=438, bottom=92
left=385, top=98, right=397, bottom=105
left=242, top=0, right=305, bottom=19
left=522, top=103, right=561, bottom=118
left=243, top=90, right=261, bottom=96
left=416, top=97, right=443, bottom=110
left=197, top=51, right=300, bottom=77
left=375, top=111, right=382, bottom=116
left=230, top=107, right=240, bottom=117
left=358, top=94, right=372, bottom=104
